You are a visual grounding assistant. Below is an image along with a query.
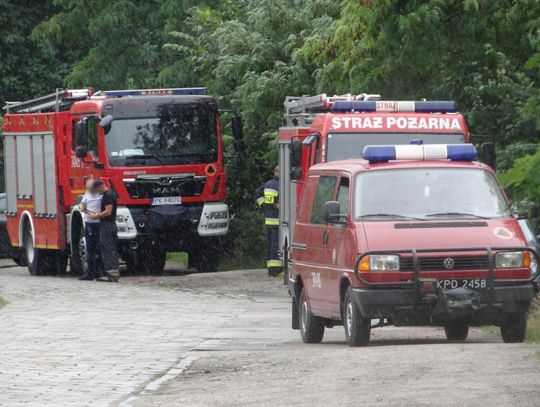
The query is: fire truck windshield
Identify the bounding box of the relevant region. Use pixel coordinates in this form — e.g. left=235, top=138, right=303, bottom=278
left=354, top=168, right=511, bottom=221
left=105, top=103, right=218, bottom=167
left=327, top=132, right=465, bottom=162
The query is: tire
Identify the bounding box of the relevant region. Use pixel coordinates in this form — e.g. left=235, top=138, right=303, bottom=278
left=343, top=286, right=370, bottom=347
left=23, top=224, right=52, bottom=276
left=12, top=250, right=26, bottom=266
left=191, top=249, right=220, bottom=273
left=500, top=312, right=527, bottom=343
left=125, top=246, right=166, bottom=275
left=299, top=288, right=324, bottom=343
left=444, top=320, right=469, bottom=341
left=69, top=221, right=86, bottom=276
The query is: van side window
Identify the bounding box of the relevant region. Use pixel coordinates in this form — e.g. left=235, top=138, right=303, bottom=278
left=337, top=177, right=350, bottom=219
left=311, top=175, right=337, bottom=224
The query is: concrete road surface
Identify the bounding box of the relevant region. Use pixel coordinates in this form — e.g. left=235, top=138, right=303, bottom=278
left=0, top=260, right=539, bottom=406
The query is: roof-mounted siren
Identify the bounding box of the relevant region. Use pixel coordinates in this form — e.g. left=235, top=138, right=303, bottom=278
left=332, top=100, right=457, bottom=113
left=101, top=87, right=207, bottom=98
left=3, top=88, right=93, bottom=114
left=362, top=144, right=477, bottom=163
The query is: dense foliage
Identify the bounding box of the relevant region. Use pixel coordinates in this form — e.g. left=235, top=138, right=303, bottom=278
left=1, top=0, right=539, bottom=260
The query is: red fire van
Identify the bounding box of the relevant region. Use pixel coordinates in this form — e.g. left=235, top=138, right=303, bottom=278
left=290, top=143, right=537, bottom=346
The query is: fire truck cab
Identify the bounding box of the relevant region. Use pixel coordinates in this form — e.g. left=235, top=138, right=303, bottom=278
left=2, top=88, right=235, bottom=276
left=290, top=143, right=537, bottom=346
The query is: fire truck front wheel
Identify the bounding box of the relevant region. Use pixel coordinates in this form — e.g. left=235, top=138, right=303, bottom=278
left=299, top=288, right=324, bottom=344
left=23, top=224, right=55, bottom=276
left=343, top=287, right=371, bottom=347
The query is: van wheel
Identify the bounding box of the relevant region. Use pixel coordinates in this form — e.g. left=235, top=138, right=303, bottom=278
left=444, top=320, right=469, bottom=341
left=299, top=288, right=324, bottom=343
left=140, top=247, right=166, bottom=275
left=500, top=312, right=527, bottom=343
left=191, top=248, right=220, bottom=273
left=343, top=286, right=370, bottom=347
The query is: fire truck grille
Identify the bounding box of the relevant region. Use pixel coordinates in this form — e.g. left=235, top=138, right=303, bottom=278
left=124, top=178, right=206, bottom=199
left=400, top=256, right=489, bottom=271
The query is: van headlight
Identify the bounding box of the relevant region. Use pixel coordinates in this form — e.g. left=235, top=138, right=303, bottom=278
left=495, top=251, right=528, bottom=268
left=358, top=255, right=400, bottom=271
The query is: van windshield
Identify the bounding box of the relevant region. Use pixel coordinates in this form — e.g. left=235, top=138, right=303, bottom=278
left=327, top=133, right=465, bottom=162
left=354, top=168, right=511, bottom=220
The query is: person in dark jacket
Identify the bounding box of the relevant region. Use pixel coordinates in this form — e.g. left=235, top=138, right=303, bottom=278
left=254, top=165, right=282, bottom=277
left=88, top=180, right=119, bottom=282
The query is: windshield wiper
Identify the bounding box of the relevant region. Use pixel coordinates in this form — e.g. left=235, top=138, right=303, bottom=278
left=123, top=154, right=163, bottom=164
left=359, top=213, right=425, bottom=221
left=425, top=212, right=489, bottom=219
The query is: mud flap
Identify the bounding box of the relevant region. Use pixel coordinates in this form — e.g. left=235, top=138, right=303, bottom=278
left=433, top=287, right=486, bottom=318
left=292, top=294, right=300, bottom=330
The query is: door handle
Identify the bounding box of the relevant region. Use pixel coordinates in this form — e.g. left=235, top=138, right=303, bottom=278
left=323, top=230, right=329, bottom=245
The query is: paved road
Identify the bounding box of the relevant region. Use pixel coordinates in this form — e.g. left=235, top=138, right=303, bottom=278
left=1, top=261, right=540, bottom=406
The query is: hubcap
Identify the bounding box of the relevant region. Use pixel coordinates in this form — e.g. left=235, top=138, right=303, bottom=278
left=346, top=301, right=353, bottom=336
left=25, top=234, right=35, bottom=264
left=301, top=300, right=308, bottom=332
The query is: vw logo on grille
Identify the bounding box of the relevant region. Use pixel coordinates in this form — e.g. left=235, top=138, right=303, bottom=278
left=443, top=258, right=455, bottom=270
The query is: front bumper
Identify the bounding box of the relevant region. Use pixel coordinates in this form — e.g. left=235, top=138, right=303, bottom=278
left=351, top=285, right=534, bottom=325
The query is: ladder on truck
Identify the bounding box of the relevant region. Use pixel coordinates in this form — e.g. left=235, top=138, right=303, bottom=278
left=283, top=93, right=381, bottom=126
left=3, top=88, right=92, bottom=114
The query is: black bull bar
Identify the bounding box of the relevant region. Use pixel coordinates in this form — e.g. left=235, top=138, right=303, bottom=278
left=354, top=246, right=539, bottom=304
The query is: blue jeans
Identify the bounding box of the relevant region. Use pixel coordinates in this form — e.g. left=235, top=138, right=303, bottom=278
left=84, top=222, right=101, bottom=278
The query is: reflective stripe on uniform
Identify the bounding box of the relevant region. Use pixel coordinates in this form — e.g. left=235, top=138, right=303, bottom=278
left=265, top=218, right=279, bottom=226
left=267, top=259, right=282, bottom=268
left=263, top=188, right=279, bottom=204
left=256, top=196, right=265, bottom=206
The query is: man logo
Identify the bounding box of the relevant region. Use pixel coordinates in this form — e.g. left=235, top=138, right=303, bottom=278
left=443, top=258, right=455, bottom=270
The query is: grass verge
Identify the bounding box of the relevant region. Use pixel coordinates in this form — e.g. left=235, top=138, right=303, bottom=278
left=0, top=296, right=7, bottom=309
left=166, top=252, right=263, bottom=271
left=526, top=297, right=540, bottom=343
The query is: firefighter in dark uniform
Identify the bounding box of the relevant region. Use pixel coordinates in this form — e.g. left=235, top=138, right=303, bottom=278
left=254, top=165, right=282, bottom=277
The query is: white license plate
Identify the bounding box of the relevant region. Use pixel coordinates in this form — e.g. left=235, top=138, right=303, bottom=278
left=436, top=278, right=487, bottom=290
left=151, top=196, right=182, bottom=206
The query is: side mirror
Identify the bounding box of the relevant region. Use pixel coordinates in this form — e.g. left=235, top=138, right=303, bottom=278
left=231, top=115, right=244, bottom=152
left=76, top=119, right=88, bottom=146
left=481, top=142, right=496, bottom=170
left=513, top=201, right=538, bottom=220
left=75, top=146, right=88, bottom=158
left=290, top=167, right=303, bottom=181
left=290, top=140, right=302, bottom=167
left=99, top=114, right=114, bottom=135
left=323, top=201, right=343, bottom=223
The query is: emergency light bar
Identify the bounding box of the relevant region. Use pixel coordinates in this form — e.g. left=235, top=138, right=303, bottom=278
left=362, top=144, right=477, bottom=163
left=332, top=100, right=456, bottom=113
left=102, top=87, right=207, bottom=97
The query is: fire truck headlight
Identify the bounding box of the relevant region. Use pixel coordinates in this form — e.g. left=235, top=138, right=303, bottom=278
left=495, top=251, right=525, bottom=268
left=116, top=215, right=127, bottom=223
left=358, top=255, right=400, bottom=271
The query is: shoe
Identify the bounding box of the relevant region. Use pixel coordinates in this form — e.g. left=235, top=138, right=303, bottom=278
left=96, top=275, right=110, bottom=282
left=105, top=270, right=120, bottom=283
left=78, top=276, right=93, bottom=281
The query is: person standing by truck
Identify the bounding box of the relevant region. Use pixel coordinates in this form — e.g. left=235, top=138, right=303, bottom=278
left=88, top=180, right=119, bottom=282
left=254, top=165, right=282, bottom=277
left=78, top=180, right=102, bottom=280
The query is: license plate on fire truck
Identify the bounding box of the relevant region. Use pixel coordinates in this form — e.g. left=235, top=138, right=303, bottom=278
left=436, top=279, right=487, bottom=290
left=151, top=196, right=182, bottom=206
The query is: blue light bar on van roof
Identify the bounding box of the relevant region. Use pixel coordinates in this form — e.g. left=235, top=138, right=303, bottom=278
left=332, top=100, right=456, bottom=113
left=102, top=87, right=207, bottom=97
left=362, top=144, right=477, bottom=163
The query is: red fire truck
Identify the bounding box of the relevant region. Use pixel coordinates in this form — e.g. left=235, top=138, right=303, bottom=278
left=2, top=87, right=239, bottom=276
left=278, top=94, right=485, bottom=281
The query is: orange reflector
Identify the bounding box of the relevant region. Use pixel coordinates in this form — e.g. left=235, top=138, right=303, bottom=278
left=358, top=256, right=370, bottom=272
left=524, top=252, right=531, bottom=269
